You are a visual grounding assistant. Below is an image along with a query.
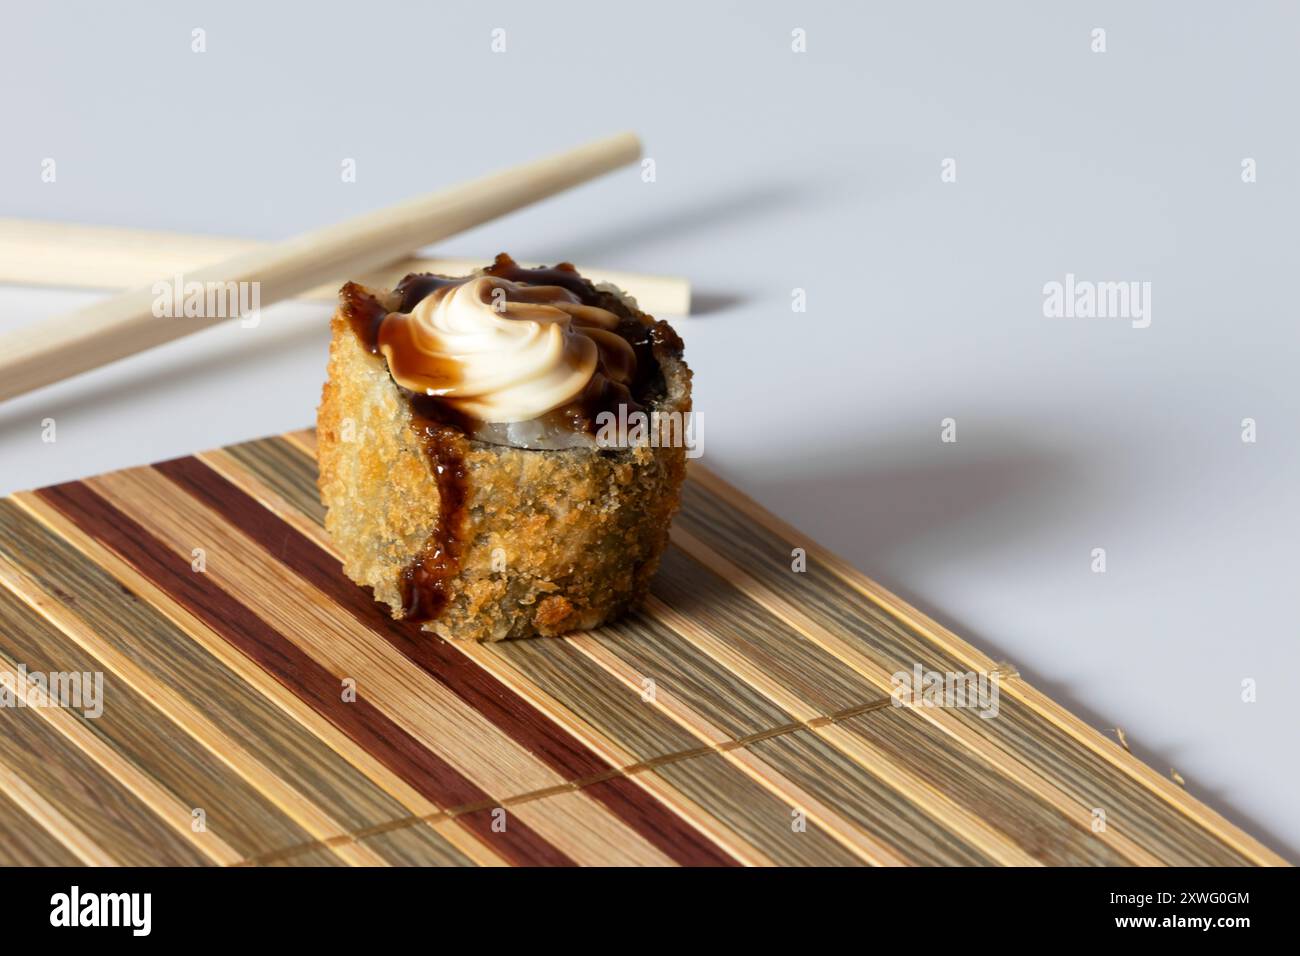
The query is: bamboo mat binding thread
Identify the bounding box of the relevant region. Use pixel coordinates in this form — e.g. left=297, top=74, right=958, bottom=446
left=0, top=429, right=1286, bottom=867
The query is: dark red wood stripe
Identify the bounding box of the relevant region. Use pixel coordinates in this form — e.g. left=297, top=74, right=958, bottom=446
left=36, top=480, right=574, bottom=867
left=156, top=454, right=738, bottom=867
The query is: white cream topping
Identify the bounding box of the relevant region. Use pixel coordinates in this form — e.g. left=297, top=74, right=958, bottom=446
left=378, top=276, right=631, bottom=423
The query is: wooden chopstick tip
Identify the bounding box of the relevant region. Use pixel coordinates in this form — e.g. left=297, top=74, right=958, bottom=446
left=610, top=131, right=644, bottom=162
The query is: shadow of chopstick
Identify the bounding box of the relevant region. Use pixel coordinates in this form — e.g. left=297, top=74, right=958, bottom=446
left=0, top=314, right=328, bottom=440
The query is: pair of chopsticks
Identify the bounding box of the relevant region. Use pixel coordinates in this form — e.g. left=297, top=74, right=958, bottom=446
left=0, top=222, right=691, bottom=320
left=0, top=132, right=682, bottom=403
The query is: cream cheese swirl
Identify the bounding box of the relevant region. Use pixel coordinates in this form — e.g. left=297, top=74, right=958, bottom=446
left=377, top=275, right=635, bottom=423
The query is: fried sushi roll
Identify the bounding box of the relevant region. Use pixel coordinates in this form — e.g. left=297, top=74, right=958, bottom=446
left=316, top=254, right=691, bottom=641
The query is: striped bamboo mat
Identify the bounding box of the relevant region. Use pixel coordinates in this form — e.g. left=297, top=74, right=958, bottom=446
left=0, top=429, right=1285, bottom=867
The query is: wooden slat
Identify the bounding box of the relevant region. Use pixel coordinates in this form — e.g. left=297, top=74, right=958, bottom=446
left=644, top=753, right=861, bottom=866
left=567, top=633, right=907, bottom=865
left=354, top=825, right=475, bottom=867
left=259, top=846, right=348, bottom=868
left=0, top=757, right=115, bottom=866
left=0, top=785, right=85, bottom=866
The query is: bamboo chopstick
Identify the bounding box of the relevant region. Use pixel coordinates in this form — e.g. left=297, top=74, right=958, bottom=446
left=0, top=220, right=691, bottom=318
left=0, top=132, right=642, bottom=403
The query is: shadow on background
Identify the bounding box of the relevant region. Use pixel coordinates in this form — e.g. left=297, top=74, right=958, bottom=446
left=733, top=434, right=1076, bottom=574
left=551, top=180, right=824, bottom=263
left=690, top=291, right=747, bottom=315
left=0, top=313, right=327, bottom=442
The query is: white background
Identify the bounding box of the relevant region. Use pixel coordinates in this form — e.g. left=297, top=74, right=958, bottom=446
left=2, top=1, right=1296, bottom=857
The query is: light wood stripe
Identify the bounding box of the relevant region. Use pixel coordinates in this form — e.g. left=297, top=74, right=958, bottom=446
left=354, top=824, right=476, bottom=867
left=282, top=428, right=318, bottom=457
left=0, top=755, right=117, bottom=866
left=199, top=448, right=333, bottom=550
left=649, top=545, right=883, bottom=715
left=0, top=786, right=83, bottom=866
left=257, top=844, right=348, bottom=867
left=645, top=753, right=861, bottom=866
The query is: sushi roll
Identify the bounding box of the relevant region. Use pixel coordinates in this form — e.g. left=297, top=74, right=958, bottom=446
left=316, top=253, right=691, bottom=641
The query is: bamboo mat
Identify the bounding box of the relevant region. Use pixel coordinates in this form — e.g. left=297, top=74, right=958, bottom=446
left=0, top=429, right=1285, bottom=867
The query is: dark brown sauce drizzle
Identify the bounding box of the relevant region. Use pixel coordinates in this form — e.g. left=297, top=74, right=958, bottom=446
left=338, top=254, right=680, bottom=624
left=398, top=423, right=466, bottom=620
left=340, top=282, right=470, bottom=620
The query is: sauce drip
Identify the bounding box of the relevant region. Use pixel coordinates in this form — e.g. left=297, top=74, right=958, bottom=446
left=398, top=422, right=466, bottom=620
